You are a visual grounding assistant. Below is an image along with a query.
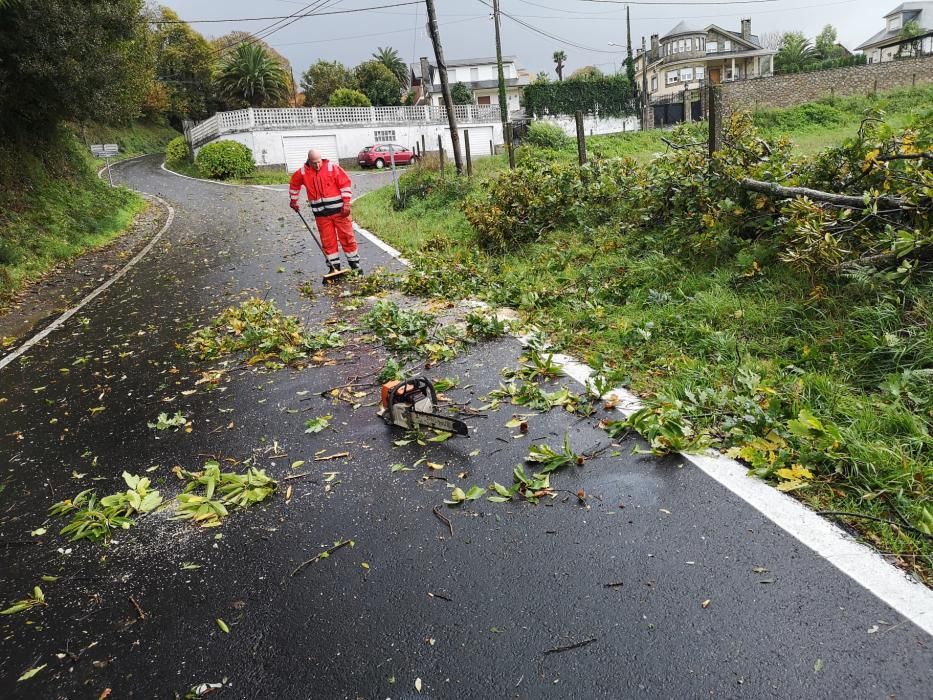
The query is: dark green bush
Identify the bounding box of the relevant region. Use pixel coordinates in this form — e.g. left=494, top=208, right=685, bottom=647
left=524, top=121, right=572, bottom=151
left=195, top=140, right=255, bottom=180
left=165, top=136, right=190, bottom=166
left=394, top=167, right=471, bottom=211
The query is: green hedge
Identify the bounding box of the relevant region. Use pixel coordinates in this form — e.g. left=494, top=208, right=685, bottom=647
left=165, top=136, right=190, bottom=166
left=195, top=140, right=255, bottom=180
left=524, top=74, right=638, bottom=118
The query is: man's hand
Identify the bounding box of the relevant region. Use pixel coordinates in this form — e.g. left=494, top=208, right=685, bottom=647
left=290, top=201, right=300, bottom=213
left=341, top=202, right=351, bottom=217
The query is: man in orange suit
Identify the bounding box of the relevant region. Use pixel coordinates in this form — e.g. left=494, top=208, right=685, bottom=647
left=289, top=149, right=362, bottom=274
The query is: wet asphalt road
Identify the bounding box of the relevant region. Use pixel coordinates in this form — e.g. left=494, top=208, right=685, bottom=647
left=0, top=155, right=931, bottom=699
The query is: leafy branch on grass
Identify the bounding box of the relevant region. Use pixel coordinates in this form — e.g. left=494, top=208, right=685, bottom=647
left=1, top=586, right=46, bottom=615
left=48, top=473, right=164, bottom=543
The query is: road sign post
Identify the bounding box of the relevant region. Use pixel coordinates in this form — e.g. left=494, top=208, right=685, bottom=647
left=90, top=144, right=119, bottom=187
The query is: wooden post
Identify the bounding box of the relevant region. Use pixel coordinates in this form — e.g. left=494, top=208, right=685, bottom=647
left=421, top=134, right=426, bottom=155
left=426, top=0, right=464, bottom=174
left=575, top=111, right=587, bottom=165
left=464, top=129, right=473, bottom=177
left=707, top=84, right=721, bottom=157
left=490, top=139, right=494, bottom=157
left=506, top=122, right=516, bottom=169
left=438, top=133, right=445, bottom=171
left=912, top=73, right=917, bottom=88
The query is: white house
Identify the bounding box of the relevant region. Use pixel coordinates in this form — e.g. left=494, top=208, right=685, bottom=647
left=855, top=2, right=933, bottom=62
left=410, top=56, right=529, bottom=113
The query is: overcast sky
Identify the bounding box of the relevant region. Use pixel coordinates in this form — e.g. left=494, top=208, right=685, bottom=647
left=159, top=0, right=888, bottom=77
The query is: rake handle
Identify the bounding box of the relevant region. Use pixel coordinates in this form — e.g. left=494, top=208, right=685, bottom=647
left=294, top=209, right=328, bottom=260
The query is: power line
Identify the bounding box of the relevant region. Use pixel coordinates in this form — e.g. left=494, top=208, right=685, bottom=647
left=581, top=0, right=781, bottom=5
left=150, top=1, right=422, bottom=24
left=475, top=0, right=625, bottom=54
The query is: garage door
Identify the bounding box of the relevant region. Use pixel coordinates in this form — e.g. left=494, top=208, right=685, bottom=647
left=282, top=134, right=339, bottom=171
left=442, top=126, right=494, bottom=158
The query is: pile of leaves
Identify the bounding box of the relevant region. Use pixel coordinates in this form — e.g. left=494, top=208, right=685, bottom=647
left=48, top=472, right=164, bottom=543
left=362, top=301, right=508, bottom=371
left=172, top=460, right=278, bottom=528
left=186, top=297, right=343, bottom=367
left=489, top=436, right=584, bottom=505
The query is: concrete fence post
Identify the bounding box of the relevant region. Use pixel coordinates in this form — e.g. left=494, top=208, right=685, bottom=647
left=438, top=134, right=445, bottom=171
left=248, top=107, right=256, bottom=129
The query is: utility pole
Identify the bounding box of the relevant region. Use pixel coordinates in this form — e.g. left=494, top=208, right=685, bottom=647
left=492, top=0, right=509, bottom=129
left=425, top=0, right=464, bottom=174
left=492, top=0, right=514, bottom=168
left=641, top=36, right=649, bottom=131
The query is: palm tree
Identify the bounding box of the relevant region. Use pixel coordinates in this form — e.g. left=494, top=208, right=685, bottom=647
left=372, top=46, right=409, bottom=89
left=774, top=32, right=816, bottom=73
left=553, top=50, right=567, bottom=81
left=216, top=43, right=290, bottom=107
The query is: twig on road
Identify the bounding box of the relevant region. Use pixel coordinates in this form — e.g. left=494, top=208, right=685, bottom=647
left=128, top=595, right=146, bottom=621
left=543, top=638, right=597, bottom=655
left=291, top=540, right=353, bottom=577
left=432, top=505, right=453, bottom=536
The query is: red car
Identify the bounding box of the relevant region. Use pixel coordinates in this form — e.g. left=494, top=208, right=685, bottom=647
left=358, top=143, right=416, bottom=169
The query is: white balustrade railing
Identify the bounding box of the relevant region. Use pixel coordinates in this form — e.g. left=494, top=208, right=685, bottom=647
left=187, top=105, right=502, bottom=146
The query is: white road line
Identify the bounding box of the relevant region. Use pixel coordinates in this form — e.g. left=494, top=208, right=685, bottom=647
left=351, top=222, right=933, bottom=636
left=159, top=161, right=282, bottom=191
left=0, top=195, right=175, bottom=371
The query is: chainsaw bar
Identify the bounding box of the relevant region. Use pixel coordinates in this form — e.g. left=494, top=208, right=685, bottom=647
left=409, top=410, right=469, bottom=436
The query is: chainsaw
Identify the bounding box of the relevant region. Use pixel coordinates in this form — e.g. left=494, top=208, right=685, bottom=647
left=379, top=377, right=469, bottom=436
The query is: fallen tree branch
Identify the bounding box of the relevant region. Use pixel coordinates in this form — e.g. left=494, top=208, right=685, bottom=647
left=660, top=136, right=707, bottom=151
left=834, top=244, right=933, bottom=272
left=739, top=177, right=907, bottom=210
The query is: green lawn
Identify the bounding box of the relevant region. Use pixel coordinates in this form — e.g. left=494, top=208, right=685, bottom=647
left=353, top=88, right=933, bottom=583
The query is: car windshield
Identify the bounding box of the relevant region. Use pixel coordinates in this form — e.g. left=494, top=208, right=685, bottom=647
left=361, top=146, right=374, bottom=151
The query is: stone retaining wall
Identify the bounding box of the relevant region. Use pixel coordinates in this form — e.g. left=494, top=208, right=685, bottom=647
left=721, top=55, right=933, bottom=114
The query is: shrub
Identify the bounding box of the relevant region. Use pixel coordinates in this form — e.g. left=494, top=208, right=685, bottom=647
left=394, top=167, right=471, bottom=211
left=165, top=136, right=190, bottom=166
left=525, top=121, right=572, bottom=151
left=195, top=140, right=255, bottom=180
left=328, top=88, right=371, bottom=107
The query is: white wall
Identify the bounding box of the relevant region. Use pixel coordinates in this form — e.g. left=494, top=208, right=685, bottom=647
left=194, top=121, right=505, bottom=167
left=435, top=63, right=514, bottom=86
left=536, top=114, right=641, bottom=137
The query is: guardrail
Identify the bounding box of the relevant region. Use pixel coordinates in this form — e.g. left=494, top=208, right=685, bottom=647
left=188, top=105, right=503, bottom=148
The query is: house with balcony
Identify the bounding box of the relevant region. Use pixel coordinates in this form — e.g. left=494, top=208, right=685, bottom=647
left=855, top=3, right=933, bottom=63
left=634, top=18, right=775, bottom=105
left=410, top=56, right=529, bottom=113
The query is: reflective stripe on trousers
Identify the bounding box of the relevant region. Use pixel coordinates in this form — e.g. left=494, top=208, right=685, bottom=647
left=316, top=214, right=359, bottom=263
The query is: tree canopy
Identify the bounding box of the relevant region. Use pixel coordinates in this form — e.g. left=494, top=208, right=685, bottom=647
left=301, top=60, right=354, bottom=107
left=553, top=51, right=567, bottom=82
left=216, top=44, right=291, bottom=108
left=149, top=6, right=215, bottom=126
left=451, top=82, right=474, bottom=105
left=353, top=60, right=401, bottom=106
left=775, top=32, right=816, bottom=73
left=0, top=0, right=153, bottom=135
left=372, top=47, right=409, bottom=89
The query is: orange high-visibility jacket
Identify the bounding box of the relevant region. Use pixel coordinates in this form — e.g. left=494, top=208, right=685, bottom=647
left=289, top=159, right=352, bottom=217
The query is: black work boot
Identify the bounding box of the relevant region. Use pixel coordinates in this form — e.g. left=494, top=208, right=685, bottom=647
left=348, top=260, right=363, bottom=275
left=329, top=263, right=342, bottom=273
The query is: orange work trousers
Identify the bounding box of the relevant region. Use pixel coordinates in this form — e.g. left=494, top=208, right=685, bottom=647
left=315, top=213, right=359, bottom=267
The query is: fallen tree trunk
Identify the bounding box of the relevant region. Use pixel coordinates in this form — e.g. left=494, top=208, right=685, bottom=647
left=739, top=177, right=908, bottom=210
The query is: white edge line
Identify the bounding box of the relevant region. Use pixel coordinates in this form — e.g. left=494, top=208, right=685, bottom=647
left=1, top=165, right=176, bottom=371
left=160, top=161, right=282, bottom=191
left=351, top=222, right=933, bottom=637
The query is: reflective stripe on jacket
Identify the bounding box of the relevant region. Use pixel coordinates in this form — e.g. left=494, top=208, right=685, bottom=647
left=289, top=159, right=353, bottom=217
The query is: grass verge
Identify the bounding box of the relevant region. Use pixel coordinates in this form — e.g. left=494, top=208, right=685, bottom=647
left=354, top=93, right=933, bottom=584
left=0, top=126, right=147, bottom=303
